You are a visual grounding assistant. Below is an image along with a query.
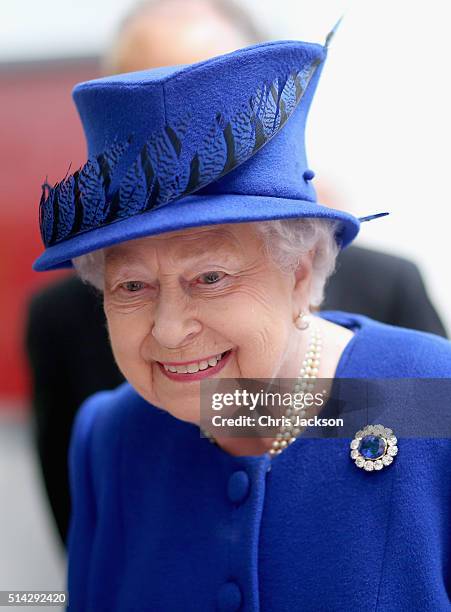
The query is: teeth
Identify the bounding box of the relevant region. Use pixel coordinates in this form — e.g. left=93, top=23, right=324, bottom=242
left=162, top=351, right=228, bottom=374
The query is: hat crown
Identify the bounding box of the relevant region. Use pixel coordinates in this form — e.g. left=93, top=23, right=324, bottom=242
left=76, top=40, right=325, bottom=199
left=34, top=36, right=366, bottom=274
left=38, top=40, right=327, bottom=249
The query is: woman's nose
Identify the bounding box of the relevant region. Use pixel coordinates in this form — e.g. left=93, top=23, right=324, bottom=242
left=150, top=291, right=202, bottom=349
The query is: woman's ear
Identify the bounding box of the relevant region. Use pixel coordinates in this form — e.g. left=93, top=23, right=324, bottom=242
left=292, top=249, right=314, bottom=310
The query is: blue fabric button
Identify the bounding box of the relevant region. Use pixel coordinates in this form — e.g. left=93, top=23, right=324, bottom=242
left=216, top=581, right=242, bottom=611
left=227, top=470, right=250, bottom=504
left=303, top=168, right=315, bottom=181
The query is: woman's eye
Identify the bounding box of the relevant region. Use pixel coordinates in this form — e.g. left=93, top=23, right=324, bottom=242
left=197, top=271, right=225, bottom=285
left=121, top=281, right=146, bottom=292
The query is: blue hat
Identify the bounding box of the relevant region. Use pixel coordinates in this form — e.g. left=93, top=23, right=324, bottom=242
left=33, top=31, right=386, bottom=272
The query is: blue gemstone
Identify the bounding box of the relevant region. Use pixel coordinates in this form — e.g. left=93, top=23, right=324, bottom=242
left=359, top=435, right=386, bottom=459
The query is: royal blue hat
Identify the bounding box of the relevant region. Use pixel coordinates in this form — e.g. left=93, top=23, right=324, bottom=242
left=33, top=28, right=386, bottom=272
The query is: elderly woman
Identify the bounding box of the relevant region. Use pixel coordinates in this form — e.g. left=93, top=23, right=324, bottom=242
left=33, top=32, right=451, bottom=612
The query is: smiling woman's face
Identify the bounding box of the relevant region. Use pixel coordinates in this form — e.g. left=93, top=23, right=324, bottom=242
left=103, top=222, right=312, bottom=423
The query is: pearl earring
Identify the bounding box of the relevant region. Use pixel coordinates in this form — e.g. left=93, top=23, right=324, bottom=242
left=295, top=311, right=310, bottom=330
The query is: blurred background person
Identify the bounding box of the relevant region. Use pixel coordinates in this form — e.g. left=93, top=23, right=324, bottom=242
left=24, top=0, right=447, bottom=551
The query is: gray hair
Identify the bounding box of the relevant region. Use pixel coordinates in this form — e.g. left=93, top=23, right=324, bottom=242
left=72, top=218, right=340, bottom=307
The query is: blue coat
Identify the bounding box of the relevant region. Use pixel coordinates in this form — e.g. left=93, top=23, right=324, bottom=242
left=67, top=312, right=451, bottom=611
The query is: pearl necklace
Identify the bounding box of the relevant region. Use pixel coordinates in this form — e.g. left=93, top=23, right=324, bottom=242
left=201, top=327, right=322, bottom=458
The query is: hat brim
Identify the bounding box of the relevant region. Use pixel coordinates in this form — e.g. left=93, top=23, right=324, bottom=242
left=32, top=193, right=360, bottom=271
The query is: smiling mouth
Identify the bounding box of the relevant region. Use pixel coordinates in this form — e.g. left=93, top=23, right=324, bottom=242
left=156, top=349, right=233, bottom=382
left=157, top=350, right=232, bottom=374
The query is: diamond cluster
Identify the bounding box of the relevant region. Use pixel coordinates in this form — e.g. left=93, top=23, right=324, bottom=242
left=350, top=424, right=398, bottom=472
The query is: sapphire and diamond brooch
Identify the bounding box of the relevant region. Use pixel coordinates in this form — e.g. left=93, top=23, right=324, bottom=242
left=350, top=424, right=398, bottom=472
